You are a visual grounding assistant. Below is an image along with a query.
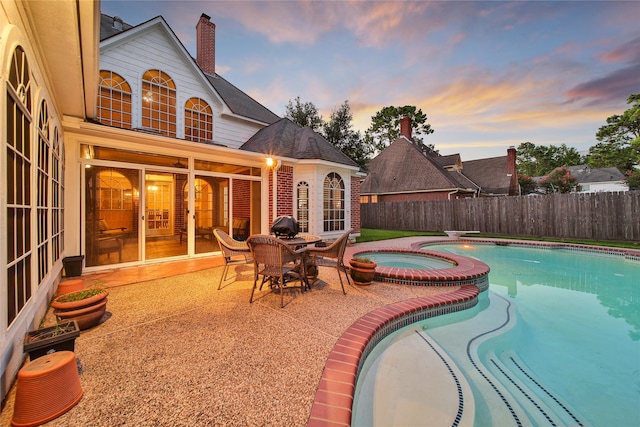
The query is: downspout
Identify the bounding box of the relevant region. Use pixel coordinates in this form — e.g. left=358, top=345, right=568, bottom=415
left=448, top=189, right=459, bottom=200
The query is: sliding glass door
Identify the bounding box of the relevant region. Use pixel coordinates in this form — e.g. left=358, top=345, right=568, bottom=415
left=144, top=171, right=188, bottom=260
left=85, top=166, right=140, bottom=267
left=82, top=145, right=263, bottom=268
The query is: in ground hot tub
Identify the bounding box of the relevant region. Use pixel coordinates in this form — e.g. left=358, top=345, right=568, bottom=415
left=350, top=248, right=490, bottom=289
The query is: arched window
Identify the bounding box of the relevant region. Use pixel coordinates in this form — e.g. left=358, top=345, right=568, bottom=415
left=6, top=45, right=33, bottom=325
left=185, top=97, right=213, bottom=142
left=37, top=99, right=51, bottom=283
left=323, top=173, right=345, bottom=232
left=141, top=70, right=176, bottom=137
left=97, top=170, right=133, bottom=211
left=297, top=181, right=309, bottom=233
left=97, top=70, right=132, bottom=129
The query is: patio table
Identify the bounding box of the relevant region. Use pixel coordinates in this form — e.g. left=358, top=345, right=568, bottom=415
left=277, top=235, right=322, bottom=288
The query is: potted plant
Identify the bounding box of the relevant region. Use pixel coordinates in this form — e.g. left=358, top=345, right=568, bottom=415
left=51, top=282, right=108, bottom=330
left=23, top=320, right=80, bottom=360
left=349, top=256, right=377, bottom=286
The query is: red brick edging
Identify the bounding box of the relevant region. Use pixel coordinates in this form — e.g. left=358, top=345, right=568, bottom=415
left=307, top=285, right=480, bottom=426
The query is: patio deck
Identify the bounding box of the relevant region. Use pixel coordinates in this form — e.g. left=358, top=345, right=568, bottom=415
left=1, top=237, right=462, bottom=426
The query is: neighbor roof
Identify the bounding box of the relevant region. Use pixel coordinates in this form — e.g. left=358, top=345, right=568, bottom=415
left=360, top=137, right=477, bottom=194
left=565, top=165, right=625, bottom=183
left=462, top=155, right=513, bottom=195
left=240, top=118, right=359, bottom=167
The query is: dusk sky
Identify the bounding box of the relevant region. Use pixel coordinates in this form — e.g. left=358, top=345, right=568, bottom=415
left=101, top=0, right=640, bottom=160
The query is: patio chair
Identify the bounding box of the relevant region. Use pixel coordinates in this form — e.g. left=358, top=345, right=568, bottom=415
left=97, top=219, right=127, bottom=246
left=306, top=229, right=353, bottom=295
left=246, top=235, right=306, bottom=308
left=213, top=229, right=252, bottom=290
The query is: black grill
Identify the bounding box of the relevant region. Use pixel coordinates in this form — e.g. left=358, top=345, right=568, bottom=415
left=270, top=216, right=299, bottom=238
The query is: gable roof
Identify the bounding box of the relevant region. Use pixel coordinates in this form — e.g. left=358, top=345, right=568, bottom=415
left=203, top=73, right=279, bottom=125
left=434, top=153, right=461, bottom=170
left=462, top=155, right=513, bottom=195
left=361, top=137, right=477, bottom=194
left=240, top=118, right=359, bottom=167
left=99, top=14, right=279, bottom=126
left=565, top=165, right=625, bottom=184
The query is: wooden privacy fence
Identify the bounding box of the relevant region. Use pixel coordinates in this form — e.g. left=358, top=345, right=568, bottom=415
left=361, top=191, right=640, bottom=241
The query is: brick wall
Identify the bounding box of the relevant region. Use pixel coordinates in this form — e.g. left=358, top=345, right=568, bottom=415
left=276, top=165, right=293, bottom=217
left=232, top=180, right=250, bottom=219
left=351, top=177, right=361, bottom=233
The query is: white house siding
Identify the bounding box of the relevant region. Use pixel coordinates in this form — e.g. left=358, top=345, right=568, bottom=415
left=0, top=4, right=68, bottom=402
left=294, top=164, right=353, bottom=239
left=100, top=24, right=221, bottom=138
left=215, top=116, right=264, bottom=149
left=580, top=181, right=629, bottom=192
left=100, top=22, right=266, bottom=149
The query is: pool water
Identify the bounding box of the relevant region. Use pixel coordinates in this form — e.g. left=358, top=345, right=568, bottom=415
left=353, top=244, right=640, bottom=427
left=356, top=251, right=455, bottom=270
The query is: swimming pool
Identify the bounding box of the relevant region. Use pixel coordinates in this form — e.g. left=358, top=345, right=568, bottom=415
left=352, top=243, right=640, bottom=427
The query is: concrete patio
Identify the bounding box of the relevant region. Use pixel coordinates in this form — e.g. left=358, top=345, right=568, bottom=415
left=0, top=237, right=461, bottom=426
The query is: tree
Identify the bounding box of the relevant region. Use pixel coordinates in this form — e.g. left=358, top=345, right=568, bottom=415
left=322, top=101, right=371, bottom=169
left=538, top=167, right=578, bottom=193
left=284, top=96, right=323, bottom=131
left=517, top=174, right=538, bottom=195
left=624, top=169, right=640, bottom=190
left=587, top=93, right=640, bottom=175
left=366, top=105, right=434, bottom=152
left=516, top=142, right=584, bottom=177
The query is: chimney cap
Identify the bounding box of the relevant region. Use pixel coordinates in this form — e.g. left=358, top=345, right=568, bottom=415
left=200, top=13, right=211, bottom=21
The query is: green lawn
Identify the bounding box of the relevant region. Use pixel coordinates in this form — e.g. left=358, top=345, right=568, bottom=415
left=356, top=228, right=640, bottom=250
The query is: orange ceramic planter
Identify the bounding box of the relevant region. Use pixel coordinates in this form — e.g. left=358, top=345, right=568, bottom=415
left=51, top=290, right=109, bottom=330
left=11, top=351, right=83, bottom=426
left=51, top=290, right=108, bottom=311
left=56, top=279, right=84, bottom=296
left=349, top=259, right=377, bottom=285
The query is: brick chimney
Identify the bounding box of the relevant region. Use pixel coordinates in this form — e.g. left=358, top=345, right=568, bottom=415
left=400, top=116, right=412, bottom=141
left=196, top=13, right=215, bottom=74
left=507, top=146, right=517, bottom=195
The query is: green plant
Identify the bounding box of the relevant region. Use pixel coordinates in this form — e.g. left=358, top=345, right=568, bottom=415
left=352, top=256, right=373, bottom=264
left=55, top=282, right=106, bottom=303
left=28, top=321, right=77, bottom=341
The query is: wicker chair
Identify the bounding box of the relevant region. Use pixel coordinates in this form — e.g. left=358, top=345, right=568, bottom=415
left=306, top=229, right=353, bottom=295
left=213, top=229, right=252, bottom=290
left=246, top=235, right=307, bottom=308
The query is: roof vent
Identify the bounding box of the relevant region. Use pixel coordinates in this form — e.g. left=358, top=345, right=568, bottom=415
left=113, top=17, right=123, bottom=31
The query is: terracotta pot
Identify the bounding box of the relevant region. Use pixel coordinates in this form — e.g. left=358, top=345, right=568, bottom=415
left=349, top=259, right=377, bottom=285
left=51, top=290, right=109, bottom=330
left=56, top=279, right=84, bottom=296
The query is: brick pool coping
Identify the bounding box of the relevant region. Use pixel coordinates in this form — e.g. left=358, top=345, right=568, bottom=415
left=307, top=284, right=482, bottom=426
left=307, top=238, right=640, bottom=426
left=350, top=246, right=491, bottom=287
left=308, top=242, right=491, bottom=426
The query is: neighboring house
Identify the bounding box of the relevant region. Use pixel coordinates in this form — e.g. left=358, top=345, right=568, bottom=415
left=565, top=165, right=629, bottom=193
left=0, top=3, right=361, bottom=401
left=360, top=117, right=517, bottom=203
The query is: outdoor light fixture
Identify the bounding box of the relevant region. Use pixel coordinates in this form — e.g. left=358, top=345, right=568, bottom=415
left=266, top=157, right=274, bottom=168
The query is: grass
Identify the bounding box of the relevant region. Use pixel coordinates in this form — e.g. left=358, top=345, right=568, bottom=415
left=356, top=228, right=640, bottom=250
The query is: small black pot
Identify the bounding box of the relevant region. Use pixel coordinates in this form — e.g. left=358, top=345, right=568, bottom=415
left=62, top=256, right=84, bottom=277
left=23, top=320, right=80, bottom=360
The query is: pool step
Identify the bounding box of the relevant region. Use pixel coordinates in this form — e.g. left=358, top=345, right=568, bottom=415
left=486, top=350, right=586, bottom=426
